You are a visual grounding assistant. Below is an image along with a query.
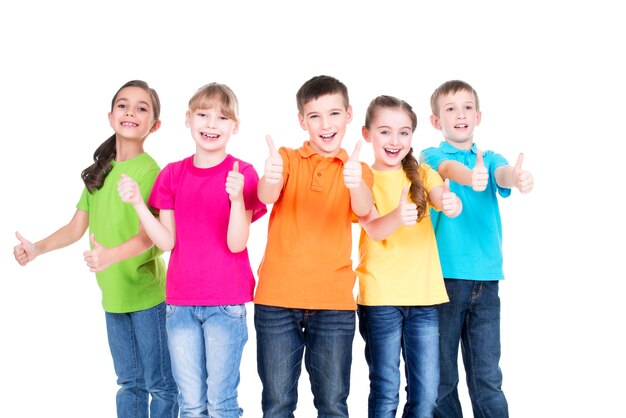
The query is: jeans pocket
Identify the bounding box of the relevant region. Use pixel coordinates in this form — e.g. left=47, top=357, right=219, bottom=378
left=165, top=304, right=177, bottom=319
left=219, top=304, right=247, bottom=319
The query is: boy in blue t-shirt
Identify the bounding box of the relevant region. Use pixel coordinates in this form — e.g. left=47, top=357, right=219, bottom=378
left=420, top=80, right=534, bottom=418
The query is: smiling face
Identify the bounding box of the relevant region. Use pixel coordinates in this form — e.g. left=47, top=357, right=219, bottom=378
left=298, top=93, right=352, bottom=157
left=186, top=106, right=239, bottom=157
left=108, top=86, right=160, bottom=141
left=363, top=107, right=414, bottom=171
left=431, top=89, right=481, bottom=149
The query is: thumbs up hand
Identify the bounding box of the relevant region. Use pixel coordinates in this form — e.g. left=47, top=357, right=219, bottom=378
left=343, top=141, right=363, bottom=189
left=513, top=153, right=534, bottom=194
left=397, top=185, right=418, bottom=226
left=226, top=161, right=245, bottom=202
left=264, top=135, right=283, bottom=184
left=441, top=179, right=462, bottom=218
left=83, top=234, right=112, bottom=272
left=118, top=174, right=143, bottom=205
left=471, top=150, right=489, bottom=192
left=13, top=231, right=36, bottom=266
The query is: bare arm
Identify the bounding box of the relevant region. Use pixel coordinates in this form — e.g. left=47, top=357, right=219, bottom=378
left=14, top=209, right=89, bottom=266
left=258, top=135, right=284, bottom=204
left=428, top=180, right=462, bottom=218
left=358, top=186, right=416, bottom=241
left=226, top=161, right=253, bottom=253
left=118, top=174, right=176, bottom=251
left=83, top=227, right=154, bottom=272
left=494, top=153, right=534, bottom=193
left=437, top=150, right=488, bottom=191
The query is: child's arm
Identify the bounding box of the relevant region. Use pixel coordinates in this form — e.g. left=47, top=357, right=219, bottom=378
left=494, top=153, right=534, bottom=193
left=344, top=141, right=374, bottom=217
left=358, top=185, right=417, bottom=241
left=226, top=161, right=254, bottom=253
left=258, top=135, right=284, bottom=204
left=428, top=179, right=462, bottom=218
left=118, top=174, right=176, bottom=251
left=437, top=150, right=488, bottom=191
left=82, top=229, right=153, bottom=272
left=13, top=209, right=89, bottom=266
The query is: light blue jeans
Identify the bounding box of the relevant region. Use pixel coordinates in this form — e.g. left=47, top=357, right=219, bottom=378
left=105, top=302, right=179, bottom=418
left=358, top=305, right=439, bottom=418
left=166, top=304, right=247, bottom=418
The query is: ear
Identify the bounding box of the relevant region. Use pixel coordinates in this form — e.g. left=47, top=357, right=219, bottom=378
left=345, top=105, right=353, bottom=124
left=232, top=121, right=240, bottom=135
left=108, top=112, right=113, bottom=128
left=298, top=112, right=307, bottom=131
left=150, top=119, right=161, bottom=133
left=185, top=111, right=191, bottom=128
left=362, top=126, right=372, bottom=143
left=475, top=110, right=482, bottom=127
left=430, top=114, right=442, bottom=130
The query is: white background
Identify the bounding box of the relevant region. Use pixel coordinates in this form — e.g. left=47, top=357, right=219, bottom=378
left=1, top=1, right=624, bottom=417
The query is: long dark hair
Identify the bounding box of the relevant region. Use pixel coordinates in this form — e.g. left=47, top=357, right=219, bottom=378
left=364, top=95, right=428, bottom=222
left=80, top=80, right=161, bottom=192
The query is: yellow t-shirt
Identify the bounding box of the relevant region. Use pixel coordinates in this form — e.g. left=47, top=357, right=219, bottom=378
left=356, top=165, right=449, bottom=306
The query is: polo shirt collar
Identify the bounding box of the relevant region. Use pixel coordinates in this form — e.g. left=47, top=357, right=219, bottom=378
left=439, top=141, right=478, bottom=155
left=298, top=141, right=349, bottom=162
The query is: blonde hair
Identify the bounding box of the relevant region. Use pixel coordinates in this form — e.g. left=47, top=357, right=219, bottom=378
left=430, top=80, right=480, bottom=117
left=189, top=83, right=239, bottom=121
left=364, top=95, right=428, bottom=222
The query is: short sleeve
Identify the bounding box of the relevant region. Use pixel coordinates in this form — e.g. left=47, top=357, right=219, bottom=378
left=148, top=164, right=175, bottom=210
left=419, top=147, right=446, bottom=171
left=76, top=187, right=90, bottom=212
left=240, top=161, right=268, bottom=223
left=485, top=151, right=512, bottom=198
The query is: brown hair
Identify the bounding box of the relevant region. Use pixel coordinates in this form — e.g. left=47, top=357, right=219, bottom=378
left=364, top=95, right=428, bottom=222
left=430, top=80, right=480, bottom=117
left=188, top=83, right=239, bottom=121
left=296, top=75, right=349, bottom=115
left=81, top=80, right=160, bottom=193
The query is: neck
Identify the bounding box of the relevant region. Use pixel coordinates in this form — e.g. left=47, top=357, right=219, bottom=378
left=115, top=136, right=145, bottom=161
left=193, top=149, right=227, bottom=168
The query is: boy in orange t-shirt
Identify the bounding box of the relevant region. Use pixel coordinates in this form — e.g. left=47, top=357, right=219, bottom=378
left=255, top=75, right=374, bottom=417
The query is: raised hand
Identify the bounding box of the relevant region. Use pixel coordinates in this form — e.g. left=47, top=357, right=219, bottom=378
left=83, top=234, right=111, bottom=272
left=343, top=140, right=363, bottom=189
left=118, top=174, right=143, bottom=205
left=226, top=161, right=245, bottom=202
left=513, top=153, right=534, bottom=194
left=472, top=149, right=488, bottom=192
left=264, top=135, right=283, bottom=184
left=13, top=231, right=36, bottom=266
left=441, top=179, right=462, bottom=217
left=397, top=185, right=418, bottom=226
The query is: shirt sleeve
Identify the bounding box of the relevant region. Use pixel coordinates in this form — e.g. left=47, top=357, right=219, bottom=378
left=240, top=162, right=268, bottom=223
left=148, top=164, right=175, bottom=210
left=419, top=147, right=447, bottom=171
left=485, top=151, right=512, bottom=198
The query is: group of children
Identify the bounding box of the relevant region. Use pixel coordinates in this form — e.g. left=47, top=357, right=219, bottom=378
left=13, top=75, right=533, bottom=418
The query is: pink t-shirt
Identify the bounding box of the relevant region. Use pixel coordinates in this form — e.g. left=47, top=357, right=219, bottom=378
left=149, top=154, right=267, bottom=306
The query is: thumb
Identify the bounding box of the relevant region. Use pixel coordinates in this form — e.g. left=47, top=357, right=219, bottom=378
left=90, top=233, right=101, bottom=248
left=444, top=178, right=450, bottom=193
left=349, top=140, right=362, bottom=162
left=266, top=135, right=278, bottom=156
left=514, top=153, right=524, bottom=172
left=15, top=231, right=28, bottom=245
left=400, top=185, right=409, bottom=204
left=232, top=161, right=239, bottom=173
left=475, top=150, right=485, bottom=167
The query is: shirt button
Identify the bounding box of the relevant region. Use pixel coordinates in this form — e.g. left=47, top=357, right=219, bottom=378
left=317, top=172, right=321, bottom=177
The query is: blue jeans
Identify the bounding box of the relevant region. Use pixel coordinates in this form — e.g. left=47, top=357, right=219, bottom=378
left=254, top=304, right=355, bottom=418
left=166, top=305, right=247, bottom=418
left=358, top=305, right=439, bottom=418
left=105, top=302, right=179, bottom=418
left=435, top=280, right=508, bottom=418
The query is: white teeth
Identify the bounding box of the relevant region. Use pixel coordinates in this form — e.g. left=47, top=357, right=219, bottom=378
left=202, top=133, right=219, bottom=138
left=385, top=148, right=400, bottom=154
left=121, top=122, right=137, bottom=127
left=321, top=133, right=334, bottom=139
left=455, top=124, right=468, bottom=128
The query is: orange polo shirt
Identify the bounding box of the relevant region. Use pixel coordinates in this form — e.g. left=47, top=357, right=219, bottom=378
left=255, top=141, right=374, bottom=310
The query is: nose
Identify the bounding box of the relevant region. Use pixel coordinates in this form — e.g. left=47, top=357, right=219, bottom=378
left=389, top=134, right=400, bottom=146
left=206, top=115, right=217, bottom=128
left=125, top=108, right=135, bottom=117
left=320, top=115, right=330, bottom=129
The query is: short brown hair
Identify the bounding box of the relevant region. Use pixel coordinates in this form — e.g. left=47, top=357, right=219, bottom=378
left=296, top=75, right=349, bottom=115
left=430, top=80, right=479, bottom=117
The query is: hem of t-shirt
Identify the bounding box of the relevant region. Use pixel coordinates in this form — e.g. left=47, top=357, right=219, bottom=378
left=166, top=296, right=253, bottom=306
left=102, top=296, right=166, bottom=314
left=356, top=296, right=449, bottom=306
left=252, top=298, right=356, bottom=310
left=443, top=276, right=504, bottom=281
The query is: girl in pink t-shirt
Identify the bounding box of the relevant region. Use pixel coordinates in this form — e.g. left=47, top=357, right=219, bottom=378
left=118, top=83, right=266, bottom=417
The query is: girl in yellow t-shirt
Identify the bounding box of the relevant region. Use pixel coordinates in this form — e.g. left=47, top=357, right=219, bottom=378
left=355, top=95, right=462, bottom=417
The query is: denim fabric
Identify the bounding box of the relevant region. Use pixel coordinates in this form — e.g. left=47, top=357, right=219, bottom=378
left=166, top=304, right=248, bottom=418
left=254, top=304, right=355, bottom=418
left=105, top=302, right=179, bottom=418
left=358, top=305, right=439, bottom=418
left=435, top=280, right=508, bottom=418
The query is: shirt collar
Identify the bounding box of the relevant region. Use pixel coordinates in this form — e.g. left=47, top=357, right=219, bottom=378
left=439, top=141, right=478, bottom=155
left=297, top=141, right=349, bottom=162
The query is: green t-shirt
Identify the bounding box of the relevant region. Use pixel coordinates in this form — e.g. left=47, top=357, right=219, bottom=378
left=77, top=152, right=166, bottom=313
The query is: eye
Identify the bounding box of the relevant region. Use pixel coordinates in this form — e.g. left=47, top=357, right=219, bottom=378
left=117, top=104, right=126, bottom=109
left=197, top=112, right=206, bottom=117
left=331, top=111, right=341, bottom=116
left=445, top=106, right=454, bottom=112
left=380, top=130, right=390, bottom=136
left=138, top=106, right=148, bottom=112
left=401, top=131, right=410, bottom=136
left=465, top=105, right=473, bottom=110
left=218, top=115, right=229, bottom=120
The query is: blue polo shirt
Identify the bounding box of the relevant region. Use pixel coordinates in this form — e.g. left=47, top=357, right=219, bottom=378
left=420, top=142, right=511, bottom=281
